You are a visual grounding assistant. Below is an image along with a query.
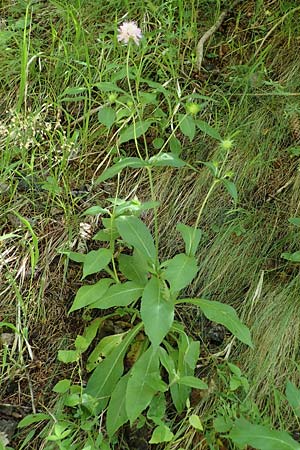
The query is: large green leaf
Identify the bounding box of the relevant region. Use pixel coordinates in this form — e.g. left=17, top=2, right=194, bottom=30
left=95, top=157, right=147, bottom=184
left=106, top=373, right=130, bottom=437
left=141, top=277, right=174, bottom=347
left=126, top=346, right=160, bottom=423
left=229, top=418, right=300, bottom=450
left=176, top=223, right=202, bottom=256
left=69, top=279, right=112, bottom=313
left=85, top=323, right=142, bottom=412
left=286, top=381, right=300, bottom=417
left=119, top=120, right=152, bottom=144
left=181, top=298, right=253, bottom=348
left=82, top=248, right=112, bottom=278
left=91, top=282, right=143, bottom=309
left=116, top=215, right=156, bottom=263
left=118, top=252, right=148, bottom=286
left=163, top=254, right=198, bottom=293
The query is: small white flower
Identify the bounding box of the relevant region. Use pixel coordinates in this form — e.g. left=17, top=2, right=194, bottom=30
left=117, top=21, right=142, bottom=45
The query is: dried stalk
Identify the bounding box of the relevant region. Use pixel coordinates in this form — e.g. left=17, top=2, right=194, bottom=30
left=196, top=0, right=243, bottom=72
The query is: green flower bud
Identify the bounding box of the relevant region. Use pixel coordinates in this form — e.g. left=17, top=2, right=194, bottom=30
left=186, top=102, right=200, bottom=115
left=108, top=93, right=118, bottom=103
left=221, top=139, right=233, bottom=150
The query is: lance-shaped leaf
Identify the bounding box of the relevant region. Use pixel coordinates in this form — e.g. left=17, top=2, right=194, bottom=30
left=106, top=373, right=130, bottom=437
left=85, top=323, right=142, bottom=412
left=286, top=381, right=300, bottom=417
left=69, top=279, right=112, bottom=313
left=95, top=157, right=147, bottom=184
left=195, top=119, right=222, bottom=141
left=98, top=106, right=116, bottom=129
left=288, top=217, right=300, bottom=227
left=118, top=252, right=149, bottom=286
left=176, top=223, right=202, bottom=256
left=229, top=418, right=300, bottom=450
left=162, top=254, right=198, bottom=293
left=148, top=152, right=186, bottom=168
left=90, top=281, right=143, bottom=309
left=223, top=179, right=238, bottom=203
left=180, top=298, right=253, bottom=348
left=126, top=346, right=160, bottom=423
left=179, top=114, right=196, bottom=142
left=116, top=215, right=156, bottom=263
left=119, top=120, right=152, bottom=144
left=82, top=248, right=112, bottom=278
left=141, top=277, right=174, bottom=347
left=281, top=251, right=300, bottom=262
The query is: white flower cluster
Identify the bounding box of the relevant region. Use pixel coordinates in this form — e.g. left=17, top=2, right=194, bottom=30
left=117, top=21, right=142, bottom=45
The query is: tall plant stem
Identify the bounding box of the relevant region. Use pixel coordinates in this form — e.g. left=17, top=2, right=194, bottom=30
left=194, top=179, right=219, bottom=232
left=147, top=167, right=159, bottom=266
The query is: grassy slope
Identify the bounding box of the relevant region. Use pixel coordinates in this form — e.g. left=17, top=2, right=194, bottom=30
left=1, top=0, right=300, bottom=448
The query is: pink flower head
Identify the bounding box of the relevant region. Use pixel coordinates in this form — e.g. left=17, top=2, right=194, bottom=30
left=117, top=21, right=142, bottom=45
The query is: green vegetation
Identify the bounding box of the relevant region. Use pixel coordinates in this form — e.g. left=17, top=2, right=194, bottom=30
left=1, top=0, right=300, bottom=449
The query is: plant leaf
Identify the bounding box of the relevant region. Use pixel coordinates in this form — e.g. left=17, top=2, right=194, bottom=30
left=87, top=333, right=126, bottom=372
left=57, top=350, right=79, bottom=363
left=18, top=413, right=50, bottom=428
left=286, top=381, right=300, bottom=417
left=176, top=223, right=202, bottom=256
left=181, top=298, right=253, bottom=348
left=229, top=418, right=300, bottom=450
left=223, top=179, right=238, bottom=203
left=116, top=215, right=156, bottom=263
left=147, top=393, right=166, bottom=424
left=178, top=376, right=208, bottom=390
left=288, top=217, right=300, bottom=227
left=85, top=323, right=142, bottom=412
left=90, top=281, right=143, bottom=309
left=69, top=279, right=112, bottom=313
left=52, top=379, right=71, bottom=394
left=98, top=107, right=116, bottom=129
left=148, top=152, right=186, bottom=168
left=163, top=254, right=198, bottom=293
left=82, top=248, right=112, bottom=278
left=62, top=251, right=86, bottom=263
left=189, top=414, right=203, bottom=431
left=141, top=277, right=174, bottom=347
left=95, top=157, right=147, bottom=184
left=195, top=119, right=222, bottom=141
left=179, top=114, right=196, bottom=141
left=106, top=373, right=130, bottom=437
left=126, top=346, right=160, bottom=423
left=93, top=81, right=125, bottom=93
left=81, top=206, right=109, bottom=216
left=169, top=136, right=182, bottom=155
left=281, top=251, right=300, bottom=262
left=149, top=425, right=174, bottom=444
left=118, top=252, right=149, bottom=286
left=119, top=120, right=152, bottom=144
